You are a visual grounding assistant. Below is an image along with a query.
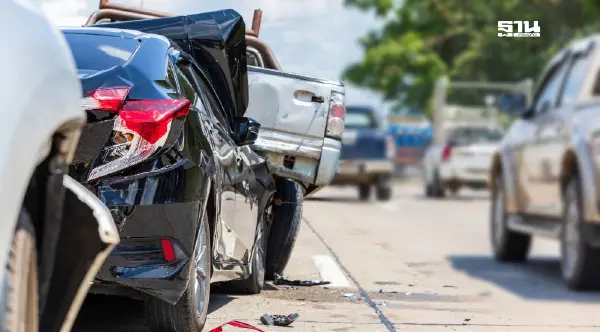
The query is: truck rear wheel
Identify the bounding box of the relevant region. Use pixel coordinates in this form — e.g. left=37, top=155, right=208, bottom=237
left=4, top=209, right=38, bottom=332
left=266, top=179, right=302, bottom=279
left=358, top=185, right=371, bottom=201
left=560, top=176, right=600, bottom=290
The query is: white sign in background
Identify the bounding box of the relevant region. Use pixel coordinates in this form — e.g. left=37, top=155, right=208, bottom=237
left=498, top=21, right=541, bottom=38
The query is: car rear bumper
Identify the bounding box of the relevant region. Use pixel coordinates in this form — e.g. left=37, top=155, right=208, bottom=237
left=440, top=164, right=489, bottom=187
left=331, top=159, right=393, bottom=185
left=90, top=201, right=201, bottom=303
left=315, top=137, right=342, bottom=186
left=87, top=165, right=210, bottom=304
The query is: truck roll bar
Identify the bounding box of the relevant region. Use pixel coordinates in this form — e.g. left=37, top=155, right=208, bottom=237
left=85, top=0, right=282, bottom=71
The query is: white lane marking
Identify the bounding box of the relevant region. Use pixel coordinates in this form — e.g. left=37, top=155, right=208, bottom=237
left=313, top=255, right=352, bottom=287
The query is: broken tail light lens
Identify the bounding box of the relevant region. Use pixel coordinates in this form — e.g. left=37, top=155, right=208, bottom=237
left=82, top=87, right=191, bottom=181
left=326, top=91, right=346, bottom=139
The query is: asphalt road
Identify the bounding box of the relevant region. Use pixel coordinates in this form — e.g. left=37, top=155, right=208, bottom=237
left=73, top=180, right=600, bottom=332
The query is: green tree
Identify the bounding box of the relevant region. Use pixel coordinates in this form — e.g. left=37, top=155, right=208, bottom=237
left=344, top=0, right=600, bottom=115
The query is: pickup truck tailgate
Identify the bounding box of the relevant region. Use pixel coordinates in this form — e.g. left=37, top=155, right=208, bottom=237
left=245, top=66, right=345, bottom=187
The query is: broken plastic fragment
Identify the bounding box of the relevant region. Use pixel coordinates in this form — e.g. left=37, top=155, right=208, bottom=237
left=273, top=273, right=330, bottom=286
left=260, top=313, right=300, bottom=327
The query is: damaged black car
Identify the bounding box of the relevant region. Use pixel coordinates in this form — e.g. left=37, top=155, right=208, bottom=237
left=62, top=9, right=276, bottom=331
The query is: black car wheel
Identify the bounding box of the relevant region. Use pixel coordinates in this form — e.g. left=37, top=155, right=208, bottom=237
left=145, top=210, right=211, bottom=332
left=358, top=185, right=371, bottom=201
left=560, top=176, right=600, bottom=290
left=266, top=179, right=302, bottom=279
left=432, top=171, right=445, bottom=198
left=490, top=173, right=530, bottom=262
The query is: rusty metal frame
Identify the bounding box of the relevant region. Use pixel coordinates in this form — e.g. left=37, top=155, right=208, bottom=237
left=85, top=0, right=281, bottom=70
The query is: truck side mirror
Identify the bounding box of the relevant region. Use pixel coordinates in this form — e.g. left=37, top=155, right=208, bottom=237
left=233, top=117, right=260, bottom=146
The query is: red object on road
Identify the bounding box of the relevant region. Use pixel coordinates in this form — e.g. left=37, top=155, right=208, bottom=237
left=208, top=321, right=265, bottom=332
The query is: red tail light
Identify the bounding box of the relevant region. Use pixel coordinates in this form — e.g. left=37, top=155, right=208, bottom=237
left=161, top=239, right=176, bottom=262
left=326, top=92, right=346, bottom=138
left=82, top=87, right=131, bottom=111
left=442, top=145, right=452, bottom=162
left=82, top=86, right=191, bottom=181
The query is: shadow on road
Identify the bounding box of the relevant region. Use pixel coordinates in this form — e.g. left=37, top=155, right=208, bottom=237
left=413, top=194, right=489, bottom=202
left=306, top=196, right=360, bottom=203
left=73, top=292, right=237, bottom=331
left=73, top=294, right=148, bottom=332
left=448, top=255, right=600, bottom=302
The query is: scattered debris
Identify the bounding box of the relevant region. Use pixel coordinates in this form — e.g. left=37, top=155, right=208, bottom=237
left=260, top=313, right=300, bottom=327
left=273, top=273, right=330, bottom=287
left=209, top=320, right=264, bottom=331
left=342, top=292, right=362, bottom=301
left=276, top=285, right=297, bottom=291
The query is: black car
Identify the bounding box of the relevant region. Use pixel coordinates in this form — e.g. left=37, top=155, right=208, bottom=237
left=62, top=10, right=275, bottom=331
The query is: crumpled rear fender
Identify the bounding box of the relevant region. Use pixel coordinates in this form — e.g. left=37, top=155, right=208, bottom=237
left=40, top=175, right=119, bottom=332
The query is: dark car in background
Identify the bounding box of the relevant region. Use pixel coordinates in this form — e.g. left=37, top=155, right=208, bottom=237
left=62, top=10, right=276, bottom=332
left=331, top=106, right=395, bottom=201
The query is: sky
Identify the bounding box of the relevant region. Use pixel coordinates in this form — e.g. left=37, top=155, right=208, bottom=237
left=35, top=0, right=389, bottom=112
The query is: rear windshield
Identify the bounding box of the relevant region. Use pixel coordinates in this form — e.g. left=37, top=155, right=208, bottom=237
left=345, top=108, right=377, bottom=129
left=446, top=126, right=504, bottom=145
left=63, top=33, right=139, bottom=73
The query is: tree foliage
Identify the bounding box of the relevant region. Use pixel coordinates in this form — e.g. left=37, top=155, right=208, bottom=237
left=343, top=0, right=600, bottom=114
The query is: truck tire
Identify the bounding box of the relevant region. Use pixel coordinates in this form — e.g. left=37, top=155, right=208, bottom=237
left=560, top=176, right=600, bottom=290
left=4, top=209, right=38, bottom=332
left=145, top=210, right=211, bottom=332
left=490, top=173, right=530, bottom=262
left=376, top=186, right=392, bottom=201
left=266, top=179, right=302, bottom=279
left=358, top=185, right=371, bottom=201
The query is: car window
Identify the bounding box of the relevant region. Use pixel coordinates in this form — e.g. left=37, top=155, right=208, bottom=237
left=446, top=127, right=504, bottom=145
left=63, top=33, right=139, bottom=74
left=181, top=64, right=232, bottom=132
left=561, top=52, right=593, bottom=105
left=532, top=60, right=570, bottom=114
left=345, top=112, right=376, bottom=129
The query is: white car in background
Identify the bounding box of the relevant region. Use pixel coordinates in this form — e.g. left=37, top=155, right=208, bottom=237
left=0, top=1, right=118, bottom=331
left=422, top=123, right=504, bottom=198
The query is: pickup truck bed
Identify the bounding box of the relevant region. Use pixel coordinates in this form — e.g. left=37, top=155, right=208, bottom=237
left=246, top=66, right=345, bottom=196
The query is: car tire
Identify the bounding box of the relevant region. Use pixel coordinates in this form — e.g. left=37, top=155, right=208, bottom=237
left=560, top=176, right=600, bottom=290
left=358, top=185, right=371, bottom=201
left=490, top=173, right=531, bottom=262
left=376, top=185, right=392, bottom=201
left=145, top=210, right=211, bottom=332
left=425, top=184, right=434, bottom=197
left=4, top=209, right=38, bottom=332
left=266, top=179, right=302, bottom=279
left=432, top=171, right=445, bottom=198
